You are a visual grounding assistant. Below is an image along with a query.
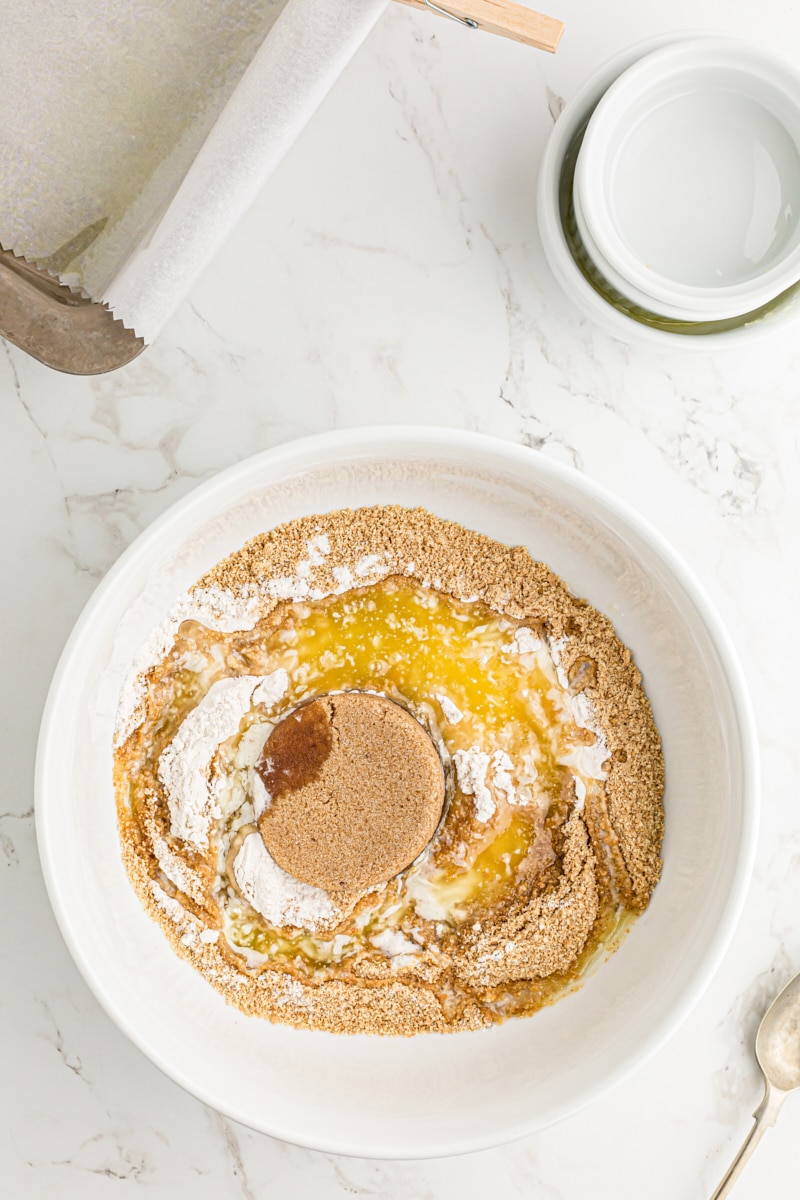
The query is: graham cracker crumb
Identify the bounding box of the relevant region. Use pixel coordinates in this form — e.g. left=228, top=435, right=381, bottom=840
left=115, top=506, right=664, bottom=1036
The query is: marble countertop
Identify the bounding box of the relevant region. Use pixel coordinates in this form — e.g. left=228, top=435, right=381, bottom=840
left=4, top=1, right=800, bottom=1196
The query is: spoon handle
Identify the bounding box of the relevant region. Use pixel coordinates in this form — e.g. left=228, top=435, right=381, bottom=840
left=710, top=1084, right=785, bottom=1199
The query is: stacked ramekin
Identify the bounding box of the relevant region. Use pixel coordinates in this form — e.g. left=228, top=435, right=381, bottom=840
left=538, top=36, right=800, bottom=347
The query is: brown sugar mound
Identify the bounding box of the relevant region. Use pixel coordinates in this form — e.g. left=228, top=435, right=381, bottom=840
left=257, top=692, right=446, bottom=895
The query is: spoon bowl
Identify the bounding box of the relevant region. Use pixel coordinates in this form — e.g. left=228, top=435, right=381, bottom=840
left=712, top=967, right=800, bottom=1197
left=755, top=970, right=800, bottom=1093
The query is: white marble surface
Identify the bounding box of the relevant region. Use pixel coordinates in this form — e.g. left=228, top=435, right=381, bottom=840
left=4, top=1, right=800, bottom=1195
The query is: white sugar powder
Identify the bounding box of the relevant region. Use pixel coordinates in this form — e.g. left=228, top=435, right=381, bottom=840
left=454, top=748, right=521, bottom=816
left=262, top=536, right=335, bottom=601
left=150, top=879, right=185, bottom=924
left=251, top=774, right=271, bottom=818
left=568, top=690, right=609, bottom=780
left=151, top=833, right=206, bottom=905
left=453, top=748, right=495, bottom=822
left=561, top=742, right=609, bottom=780
left=435, top=693, right=464, bottom=725
left=158, top=671, right=288, bottom=850
left=306, top=534, right=330, bottom=562
left=116, top=538, right=401, bottom=746
left=252, top=670, right=289, bottom=710
left=403, top=871, right=448, bottom=922
left=506, top=627, right=543, bottom=655
left=149, top=880, right=218, bottom=951
left=354, top=553, right=387, bottom=578
left=232, top=721, right=272, bottom=770
left=332, top=565, right=355, bottom=589
left=491, top=749, right=517, bottom=805
left=370, top=928, right=421, bottom=957
left=115, top=584, right=261, bottom=746
left=233, top=831, right=338, bottom=931
left=275, top=976, right=312, bottom=1008
left=547, top=637, right=609, bottom=781
left=547, top=635, right=571, bottom=689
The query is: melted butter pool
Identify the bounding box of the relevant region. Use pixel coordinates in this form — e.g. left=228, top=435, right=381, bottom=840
left=142, top=580, right=608, bottom=972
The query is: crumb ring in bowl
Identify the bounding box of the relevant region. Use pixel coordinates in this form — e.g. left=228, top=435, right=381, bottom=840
left=113, top=504, right=665, bottom=1036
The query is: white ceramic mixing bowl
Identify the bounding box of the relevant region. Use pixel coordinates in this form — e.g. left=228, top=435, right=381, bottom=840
left=36, top=428, right=758, bottom=1157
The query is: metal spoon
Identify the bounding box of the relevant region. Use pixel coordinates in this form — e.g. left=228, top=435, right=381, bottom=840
left=711, top=969, right=800, bottom=1198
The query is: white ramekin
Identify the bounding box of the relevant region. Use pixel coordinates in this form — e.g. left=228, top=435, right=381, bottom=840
left=575, top=38, right=800, bottom=322
left=537, top=35, right=800, bottom=349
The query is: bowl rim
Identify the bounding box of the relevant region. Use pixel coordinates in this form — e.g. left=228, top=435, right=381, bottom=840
left=536, top=32, right=800, bottom=350
left=34, top=427, right=760, bottom=1157
left=575, top=37, right=800, bottom=316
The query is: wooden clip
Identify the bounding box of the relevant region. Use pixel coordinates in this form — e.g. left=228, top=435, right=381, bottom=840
left=393, top=0, right=564, bottom=53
